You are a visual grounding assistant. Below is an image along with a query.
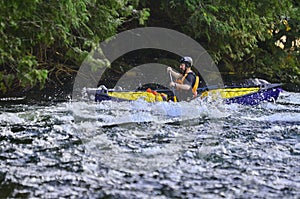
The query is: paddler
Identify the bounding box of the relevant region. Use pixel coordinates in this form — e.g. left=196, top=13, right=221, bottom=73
left=167, top=56, right=199, bottom=101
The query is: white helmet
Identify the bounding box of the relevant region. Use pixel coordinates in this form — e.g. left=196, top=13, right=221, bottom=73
left=179, top=56, right=193, bottom=67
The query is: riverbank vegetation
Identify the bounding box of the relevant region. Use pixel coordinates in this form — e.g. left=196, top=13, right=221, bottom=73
left=0, top=0, right=299, bottom=96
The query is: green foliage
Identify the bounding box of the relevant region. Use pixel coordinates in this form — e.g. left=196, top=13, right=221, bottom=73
left=1, top=0, right=299, bottom=94
left=160, top=0, right=300, bottom=89
left=17, top=55, right=48, bottom=89
left=0, top=0, right=150, bottom=94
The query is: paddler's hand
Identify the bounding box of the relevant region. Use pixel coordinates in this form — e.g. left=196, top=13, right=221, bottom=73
left=170, top=82, right=176, bottom=88
left=167, top=67, right=173, bottom=73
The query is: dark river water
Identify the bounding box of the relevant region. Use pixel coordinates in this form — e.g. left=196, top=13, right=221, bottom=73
left=0, top=91, right=299, bottom=198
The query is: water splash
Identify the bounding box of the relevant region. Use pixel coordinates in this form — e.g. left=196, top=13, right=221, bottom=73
left=0, top=92, right=299, bottom=198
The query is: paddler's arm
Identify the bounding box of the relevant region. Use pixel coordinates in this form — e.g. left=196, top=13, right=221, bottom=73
left=170, top=82, right=191, bottom=90
left=167, top=67, right=181, bottom=79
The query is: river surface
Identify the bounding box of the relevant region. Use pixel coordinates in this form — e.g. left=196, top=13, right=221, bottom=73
left=0, top=91, right=299, bottom=198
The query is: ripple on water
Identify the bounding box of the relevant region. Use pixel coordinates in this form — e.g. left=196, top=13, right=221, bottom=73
left=0, top=92, right=299, bottom=198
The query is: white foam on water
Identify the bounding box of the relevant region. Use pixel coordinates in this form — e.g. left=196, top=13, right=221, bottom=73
left=242, top=112, right=300, bottom=123
left=67, top=98, right=230, bottom=127
left=0, top=112, right=25, bottom=125
left=277, top=91, right=300, bottom=105
left=259, top=101, right=299, bottom=112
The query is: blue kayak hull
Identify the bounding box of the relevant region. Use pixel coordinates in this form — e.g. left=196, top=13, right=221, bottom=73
left=225, top=85, right=282, bottom=105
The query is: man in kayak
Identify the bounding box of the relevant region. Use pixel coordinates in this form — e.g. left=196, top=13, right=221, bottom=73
left=167, top=56, right=199, bottom=101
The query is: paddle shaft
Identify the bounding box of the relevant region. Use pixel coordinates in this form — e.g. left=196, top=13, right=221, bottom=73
left=169, top=71, right=176, bottom=95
